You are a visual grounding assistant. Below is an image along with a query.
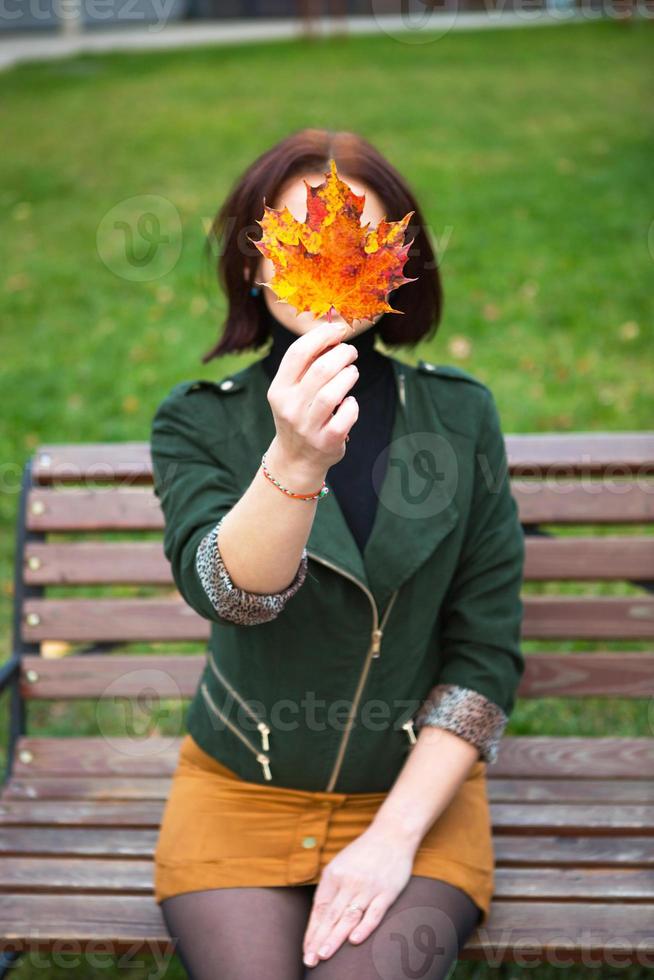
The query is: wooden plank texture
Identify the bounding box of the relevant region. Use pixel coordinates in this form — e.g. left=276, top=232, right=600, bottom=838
left=18, top=651, right=654, bottom=701
left=30, top=433, right=654, bottom=483
left=7, top=736, right=653, bottom=780
left=22, top=536, right=654, bottom=585
left=1, top=895, right=652, bottom=963
left=19, top=595, right=654, bottom=643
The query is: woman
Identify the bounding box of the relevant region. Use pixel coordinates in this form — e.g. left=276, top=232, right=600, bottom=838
left=150, top=128, right=525, bottom=980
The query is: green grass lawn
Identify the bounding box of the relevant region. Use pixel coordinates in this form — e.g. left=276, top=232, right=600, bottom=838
left=1, top=18, right=653, bottom=978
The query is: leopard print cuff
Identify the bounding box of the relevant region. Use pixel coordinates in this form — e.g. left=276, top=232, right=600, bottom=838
left=195, top=516, right=309, bottom=625
left=413, top=683, right=508, bottom=764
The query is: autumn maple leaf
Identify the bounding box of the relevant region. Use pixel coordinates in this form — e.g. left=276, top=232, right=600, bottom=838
left=249, top=158, right=418, bottom=327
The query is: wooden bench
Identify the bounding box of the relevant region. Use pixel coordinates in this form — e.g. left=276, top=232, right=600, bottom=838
left=1, top=432, right=653, bottom=973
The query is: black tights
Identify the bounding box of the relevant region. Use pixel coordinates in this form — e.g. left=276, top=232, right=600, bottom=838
left=160, top=874, right=482, bottom=980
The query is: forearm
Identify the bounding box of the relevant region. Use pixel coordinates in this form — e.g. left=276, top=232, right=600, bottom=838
left=216, top=434, right=328, bottom=595
left=367, top=726, right=480, bottom=854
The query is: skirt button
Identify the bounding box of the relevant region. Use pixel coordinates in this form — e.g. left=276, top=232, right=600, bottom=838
left=302, top=836, right=317, bottom=849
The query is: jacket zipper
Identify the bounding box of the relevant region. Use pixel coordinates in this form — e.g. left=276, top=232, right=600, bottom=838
left=402, top=719, right=417, bottom=744
left=398, top=368, right=406, bottom=409
left=200, top=680, right=272, bottom=780
left=305, top=551, right=400, bottom=792
left=305, top=364, right=407, bottom=790
left=206, top=652, right=271, bottom=752
left=391, top=366, right=414, bottom=748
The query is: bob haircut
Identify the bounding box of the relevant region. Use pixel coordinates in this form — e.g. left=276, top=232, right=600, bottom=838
left=201, top=127, right=443, bottom=363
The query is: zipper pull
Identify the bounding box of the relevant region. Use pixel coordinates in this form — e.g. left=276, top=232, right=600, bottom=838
left=257, top=753, right=272, bottom=781
left=402, top=719, right=417, bottom=745
left=371, top=628, right=383, bottom=659
left=258, top=722, right=270, bottom=752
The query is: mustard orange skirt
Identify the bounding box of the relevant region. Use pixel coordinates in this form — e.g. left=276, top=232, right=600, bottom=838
left=154, top=732, right=495, bottom=926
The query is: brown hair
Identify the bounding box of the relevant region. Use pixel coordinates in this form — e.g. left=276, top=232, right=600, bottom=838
left=200, top=128, right=443, bottom=363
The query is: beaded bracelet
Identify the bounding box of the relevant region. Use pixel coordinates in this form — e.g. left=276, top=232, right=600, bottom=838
left=261, top=452, right=330, bottom=501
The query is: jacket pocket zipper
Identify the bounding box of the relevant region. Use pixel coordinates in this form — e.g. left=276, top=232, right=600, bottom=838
left=206, top=653, right=271, bottom=752
left=200, top=680, right=272, bottom=781
left=402, top=718, right=417, bottom=745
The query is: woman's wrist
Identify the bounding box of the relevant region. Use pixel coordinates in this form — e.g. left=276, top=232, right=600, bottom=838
left=264, top=436, right=329, bottom=496
left=364, top=812, right=424, bottom=857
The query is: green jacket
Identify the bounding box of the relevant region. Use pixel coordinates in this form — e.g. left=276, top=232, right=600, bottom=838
left=150, top=354, right=525, bottom=794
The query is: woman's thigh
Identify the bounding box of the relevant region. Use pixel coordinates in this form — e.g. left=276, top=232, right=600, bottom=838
left=159, top=875, right=481, bottom=980
left=160, top=883, right=315, bottom=980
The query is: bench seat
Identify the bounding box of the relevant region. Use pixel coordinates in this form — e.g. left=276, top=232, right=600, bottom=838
left=1, top=731, right=652, bottom=962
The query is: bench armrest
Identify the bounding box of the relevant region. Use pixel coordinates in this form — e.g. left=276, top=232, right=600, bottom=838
left=0, top=656, right=20, bottom=693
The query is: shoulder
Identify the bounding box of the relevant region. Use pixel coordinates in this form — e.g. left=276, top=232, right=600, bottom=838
left=151, top=367, right=251, bottom=444
left=167, top=372, right=248, bottom=401
left=411, top=359, right=492, bottom=438
left=415, top=360, right=488, bottom=389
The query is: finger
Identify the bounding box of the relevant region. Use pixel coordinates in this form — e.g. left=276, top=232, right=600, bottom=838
left=303, top=875, right=341, bottom=957
left=346, top=893, right=392, bottom=945
left=312, top=896, right=369, bottom=962
left=304, top=363, right=359, bottom=431
left=306, top=885, right=368, bottom=963
left=305, top=893, right=347, bottom=966
left=323, top=394, right=359, bottom=447
left=300, top=339, right=358, bottom=398
left=275, top=321, right=348, bottom=388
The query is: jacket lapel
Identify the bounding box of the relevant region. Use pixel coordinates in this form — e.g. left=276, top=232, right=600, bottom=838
left=360, top=358, right=460, bottom=609
left=243, top=355, right=459, bottom=610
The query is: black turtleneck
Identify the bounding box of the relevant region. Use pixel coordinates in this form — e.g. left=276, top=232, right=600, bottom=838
left=259, top=299, right=397, bottom=555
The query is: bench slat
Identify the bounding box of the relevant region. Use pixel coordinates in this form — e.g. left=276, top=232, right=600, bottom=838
left=503, top=431, right=654, bottom=475
left=0, top=858, right=155, bottom=893
left=20, top=595, right=654, bottom=643
left=4, top=773, right=653, bottom=805
left=516, top=652, right=654, bottom=697
left=0, top=893, right=173, bottom=950
left=18, top=651, right=654, bottom=701
left=1, top=894, right=652, bottom=961
left=9, top=735, right=653, bottom=779
left=30, top=433, right=654, bottom=483
left=10, top=736, right=182, bottom=777
left=0, top=860, right=651, bottom=902
left=493, top=835, right=654, bottom=867
left=494, top=736, right=654, bottom=779
left=460, top=901, right=654, bottom=962
left=22, top=536, right=654, bottom=585
left=523, top=597, right=654, bottom=639
left=0, top=798, right=652, bottom=833
left=31, top=442, right=154, bottom=485
left=24, top=482, right=654, bottom=532
left=22, top=598, right=208, bottom=643
left=0, top=825, right=650, bottom=865
left=24, top=542, right=172, bottom=585
left=493, top=867, right=654, bottom=901
left=488, top=779, right=654, bottom=804
left=0, top=827, right=159, bottom=857
left=27, top=489, right=162, bottom=532
left=1, top=776, right=173, bottom=801
left=524, top=536, right=654, bottom=580
left=515, top=482, right=654, bottom=524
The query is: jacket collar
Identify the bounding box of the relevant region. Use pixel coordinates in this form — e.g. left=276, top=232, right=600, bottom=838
left=228, top=355, right=460, bottom=612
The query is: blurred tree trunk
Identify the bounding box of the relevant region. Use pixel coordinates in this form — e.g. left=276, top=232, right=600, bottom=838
left=296, top=0, right=348, bottom=37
